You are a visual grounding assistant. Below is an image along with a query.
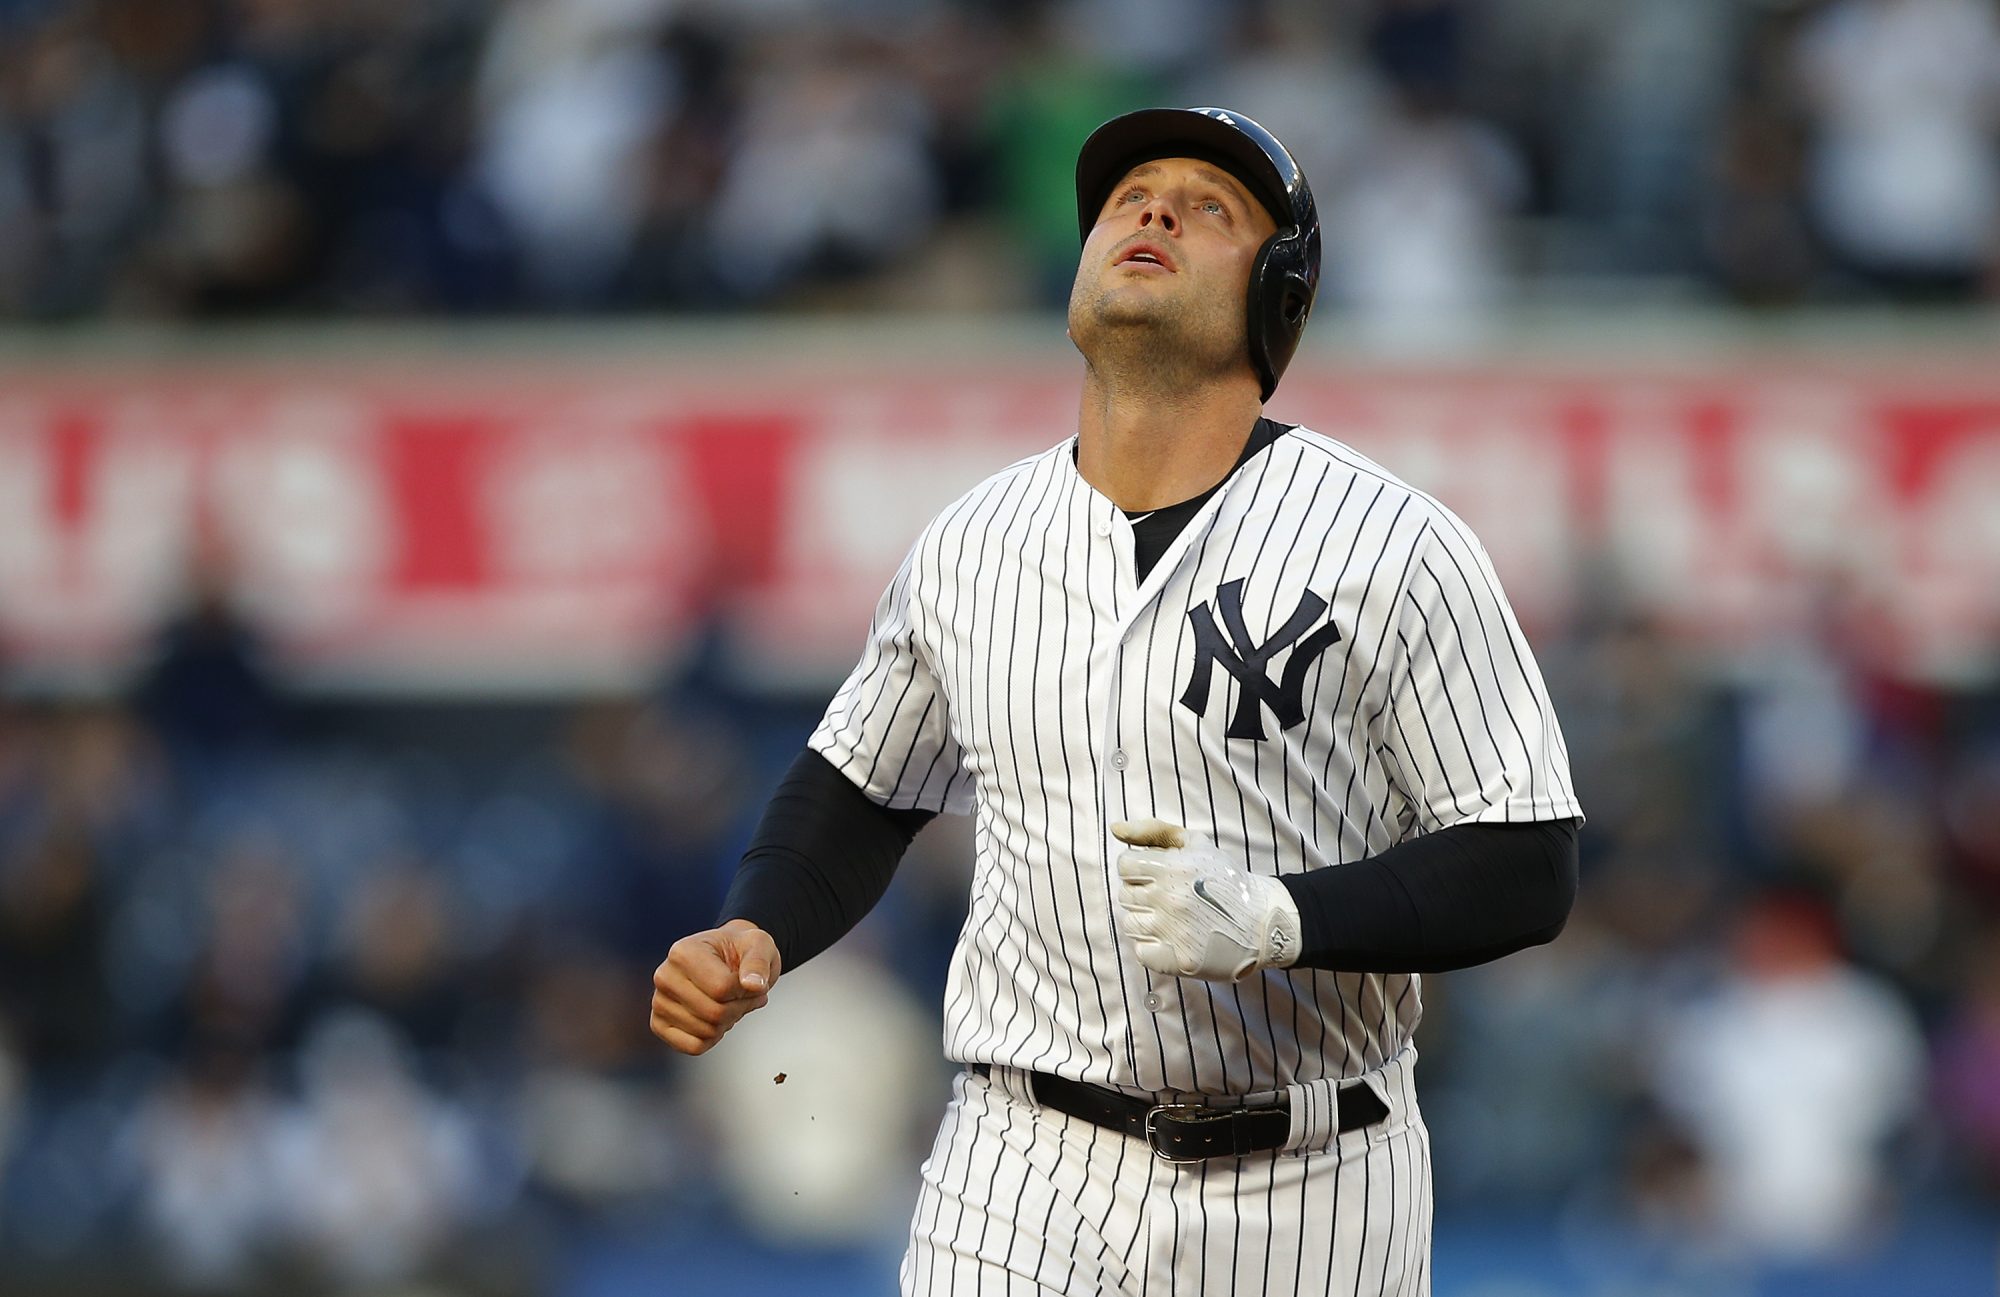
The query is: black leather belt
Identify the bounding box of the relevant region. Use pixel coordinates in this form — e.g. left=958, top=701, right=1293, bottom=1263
left=971, top=1064, right=1388, bottom=1162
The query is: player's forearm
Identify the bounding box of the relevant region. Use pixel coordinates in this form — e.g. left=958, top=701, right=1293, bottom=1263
left=1278, top=818, right=1579, bottom=973
left=718, top=747, right=934, bottom=970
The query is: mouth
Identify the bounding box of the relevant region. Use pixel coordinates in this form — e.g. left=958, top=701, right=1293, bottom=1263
left=1114, top=242, right=1176, bottom=273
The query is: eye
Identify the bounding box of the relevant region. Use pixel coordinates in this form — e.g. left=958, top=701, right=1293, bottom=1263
left=1119, top=187, right=1146, bottom=204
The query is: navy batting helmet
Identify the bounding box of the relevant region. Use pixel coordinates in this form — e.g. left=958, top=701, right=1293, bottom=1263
left=1075, top=107, right=1320, bottom=401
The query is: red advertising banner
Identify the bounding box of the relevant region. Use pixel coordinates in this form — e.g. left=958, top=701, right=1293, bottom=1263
left=2, top=354, right=1997, bottom=690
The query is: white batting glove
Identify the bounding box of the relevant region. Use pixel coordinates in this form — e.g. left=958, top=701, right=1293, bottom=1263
left=1111, top=819, right=1302, bottom=981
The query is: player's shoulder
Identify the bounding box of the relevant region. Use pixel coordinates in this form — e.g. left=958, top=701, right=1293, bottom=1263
left=1278, top=424, right=1467, bottom=544
left=970, top=439, right=1069, bottom=497
left=920, top=440, right=1067, bottom=523
left=904, top=439, right=1071, bottom=556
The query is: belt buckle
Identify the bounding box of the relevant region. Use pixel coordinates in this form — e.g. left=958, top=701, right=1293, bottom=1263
left=1143, top=1103, right=1222, bottom=1164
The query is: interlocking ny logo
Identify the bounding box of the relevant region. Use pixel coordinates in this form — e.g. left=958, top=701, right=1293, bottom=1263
left=1179, top=579, right=1344, bottom=739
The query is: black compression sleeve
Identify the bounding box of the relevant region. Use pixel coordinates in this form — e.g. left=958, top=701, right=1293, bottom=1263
left=1279, top=819, right=1579, bottom=973
left=718, top=748, right=937, bottom=970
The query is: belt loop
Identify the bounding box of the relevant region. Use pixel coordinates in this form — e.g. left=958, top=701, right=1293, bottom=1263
left=1286, top=1046, right=1416, bottom=1152
left=1282, top=1076, right=1341, bottom=1152
left=972, top=1062, right=1037, bottom=1106
left=1229, top=1108, right=1259, bottom=1158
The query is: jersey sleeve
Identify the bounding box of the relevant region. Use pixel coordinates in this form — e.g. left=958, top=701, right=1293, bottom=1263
left=1375, top=513, right=1582, bottom=832
left=808, top=542, right=974, bottom=816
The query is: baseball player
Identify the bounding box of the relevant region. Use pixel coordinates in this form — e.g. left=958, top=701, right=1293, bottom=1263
left=652, top=107, right=1582, bottom=1295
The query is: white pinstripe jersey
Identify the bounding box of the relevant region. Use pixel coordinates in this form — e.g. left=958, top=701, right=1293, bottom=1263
left=810, top=424, right=1581, bottom=1097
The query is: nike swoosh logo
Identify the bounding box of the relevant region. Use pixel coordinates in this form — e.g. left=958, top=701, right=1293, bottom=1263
left=1192, top=878, right=1232, bottom=918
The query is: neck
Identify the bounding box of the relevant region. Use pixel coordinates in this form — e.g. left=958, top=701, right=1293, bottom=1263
left=1074, top=360, right=1264, bottom=512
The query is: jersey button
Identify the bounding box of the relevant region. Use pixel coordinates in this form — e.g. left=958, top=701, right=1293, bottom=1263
left=1095, top=519, right=1113, bottom=537
left=1109, top=749, right=1128, bottom=771
left=1144, top=992, right=1164, bottom=1012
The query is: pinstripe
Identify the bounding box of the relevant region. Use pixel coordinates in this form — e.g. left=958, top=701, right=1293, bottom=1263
left=1293, top=1081, right=1325, bottom=1293
left=850, top=665, right=922, bottom=790
left=988, top=458, right=1067, bottom=1065
left=1288, top=460, right=1352, bottom=864
left=1407, top=583, right=1501, bottom=812
left=1399, top=1127, right=1431, bottom=1291
left=1091, top=1123, right=1129, bottom=1288
left=1330, top=498, right=1421, bottom=852
left=944, top=1079, right=1000, bottom=1290
left=1028, top=1176, right=1060, bottom=1293
left=1301, top=1119, right=1334, bottom=1294
left=1424, top=545, right=1535, bottom=809
left=1391, top=623, right=1469, bottom=827
left=821, top=428, right=1567, bottom=1297
left=917, top=1074, right=985, bottom=1293
left=879, top=692, right=940, bottom=793
left=1272, top=468, right=1350, bottom=1089
left=985, top=1097, right=1033, bottom=1291
left=960, top=468, right=1041, bottom=1064
left=1384, top=689, right=1445, bottom=832
left=1326, top=499, right=1425, bottom=1069
left=1086, top=492, right=1144, bottom=1078
left=1176, top=501, right=1238, bottom=1095
left=1135, top=541, right=1189, bottom=1088
left=1438, top=516, right=1580, bottom=813
left=1058, top=486, right=1120, bottom=1074
left=1018, top=460, right=1089, bottom=1076
left=1226, top=449, right=1296, bottom=1095
left=1196, top=1158, right=1213, bottom=1297
left=1258, top=1140, right=1278, bottom=1297
left=1350, top=1131, right=1374, bottom=1297
left=1377, top=1104, right=1400, bottom=1296
left=1191, top=450, right=1270, bottom=1098
left=1135, top=1141, right=1159, bottom=1297
left=970, top=1096, right=1021, bottom=1296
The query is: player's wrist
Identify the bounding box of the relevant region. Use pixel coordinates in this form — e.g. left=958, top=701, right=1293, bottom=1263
left=1255, top=875, right=1302, bottom=969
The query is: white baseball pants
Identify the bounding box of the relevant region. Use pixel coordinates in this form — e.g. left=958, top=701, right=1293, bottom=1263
left=899, top=1053, right=1432, bottom=1296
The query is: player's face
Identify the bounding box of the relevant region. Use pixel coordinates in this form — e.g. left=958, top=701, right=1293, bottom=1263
left=1068, top=156, right=1279, bottom=379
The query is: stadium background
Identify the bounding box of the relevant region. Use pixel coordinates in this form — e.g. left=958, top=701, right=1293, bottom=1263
left=3, top=0, right=2000, bottom=1294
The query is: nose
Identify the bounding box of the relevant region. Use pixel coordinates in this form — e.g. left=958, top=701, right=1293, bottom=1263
left=1138, top=195, right=1178, bottom=234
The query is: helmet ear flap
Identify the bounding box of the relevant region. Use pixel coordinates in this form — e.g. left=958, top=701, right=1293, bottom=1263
left=1247, top=226, right=1311, bottom=402
left=1246, top=232, right=1282, bottom=401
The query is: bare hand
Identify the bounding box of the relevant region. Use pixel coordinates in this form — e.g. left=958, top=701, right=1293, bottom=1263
left=650, top=919, right=782, bottom=1055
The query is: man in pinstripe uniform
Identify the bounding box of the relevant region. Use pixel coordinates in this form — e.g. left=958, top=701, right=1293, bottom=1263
left=652, top=108, right=1582, bottom=1295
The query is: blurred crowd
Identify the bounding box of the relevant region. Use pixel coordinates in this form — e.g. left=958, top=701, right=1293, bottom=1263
left=1430, top=595, right=2000, bottom=1272
left=0, top=587, right=976, bottom=1294
left=2, top=571, right=2000, bottom=1294
left=2, top=0, right=1999, bottom=328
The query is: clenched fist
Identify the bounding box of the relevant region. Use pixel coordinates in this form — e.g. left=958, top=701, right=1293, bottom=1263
left=1112, top=818, right=1302, bottom=981
left=650, top=919, right=782, bottom=1055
